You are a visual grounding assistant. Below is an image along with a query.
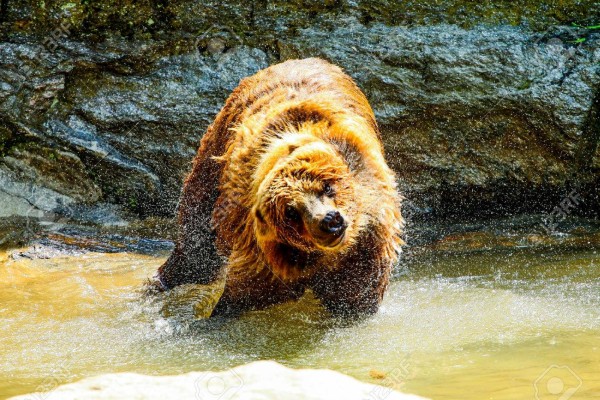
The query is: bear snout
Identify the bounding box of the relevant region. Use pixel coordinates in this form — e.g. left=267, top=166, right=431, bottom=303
left=319, top=211, right=346, bottom=236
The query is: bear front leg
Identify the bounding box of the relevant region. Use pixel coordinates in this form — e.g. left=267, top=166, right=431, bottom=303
left=156, top=99, right=246, bottom=290
left=310, top=234, right=393, bottom=317
left=157, top=215, right=224, bottom=288
left=157, top=156, right=226, bottom=289
left=211, top=262, right=307, bottom=317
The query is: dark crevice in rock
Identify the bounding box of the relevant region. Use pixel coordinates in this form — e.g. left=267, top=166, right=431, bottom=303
left=425, top=183, right=574, bottom=221
left=571, top=88, right=600, bottom=217
left=0, top=120, right=43, bottom=158
left=0, top=0, right=8, bottom=22
left=575, top=89, right=600, bottom=175
left=0, top=120, right=19, bottom=157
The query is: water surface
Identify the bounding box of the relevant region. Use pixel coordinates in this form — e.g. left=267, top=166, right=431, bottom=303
left=0, top=234, right=598, bottom=399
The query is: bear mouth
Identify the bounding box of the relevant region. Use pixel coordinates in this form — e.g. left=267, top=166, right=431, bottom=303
left=313, top=230, right=346, bottom=249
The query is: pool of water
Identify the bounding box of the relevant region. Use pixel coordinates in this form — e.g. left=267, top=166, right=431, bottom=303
left=0, top=231, right=598, bottom=399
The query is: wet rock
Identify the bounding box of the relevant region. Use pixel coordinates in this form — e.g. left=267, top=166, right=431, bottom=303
left=10, top=242, right=88, bottom=260
left=8, top=360, right=428, bottom=400
left=0, top=164, right=74, bottom=215
left=287, top=22, right=600, bottom=217
left=2, top=144, right=101, bottom=202
left=0, top=2, right=599, bottom=229
left=404, top=214, right=600, bottom=259
left=0, top=38, right=272, bottom=221
left=56, top=46, right=269, bottom=214
left=0, top=217, right=35, bottom=249
left=2, top=1, right=599, bottom=38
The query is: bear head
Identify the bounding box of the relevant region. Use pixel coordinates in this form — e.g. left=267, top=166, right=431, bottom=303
left=252, top=133, right=366, bottom=279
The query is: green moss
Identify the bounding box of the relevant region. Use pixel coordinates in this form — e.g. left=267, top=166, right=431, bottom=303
left=128, top=196, right=138, bottom=210
left=6, top=0, right=600, bottom=42
left=517, top=80, right=532, bottom=91
left=354, top=0, right=600, bottom=30
left=0, top=124, right=35, bottom=158
left=0, top=126, right=12, bottom=157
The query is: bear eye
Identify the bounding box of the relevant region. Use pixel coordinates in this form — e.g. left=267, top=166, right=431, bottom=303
left=284, top=205, right=301, bottom=222
left=323, top=182, right=334, bottom=197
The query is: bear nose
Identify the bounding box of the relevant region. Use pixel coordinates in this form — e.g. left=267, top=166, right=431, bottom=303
left=319, top=211, right=345, bottom=235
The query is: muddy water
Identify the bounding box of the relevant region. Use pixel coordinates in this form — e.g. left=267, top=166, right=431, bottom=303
left=0, top=235, right=598, bottom=399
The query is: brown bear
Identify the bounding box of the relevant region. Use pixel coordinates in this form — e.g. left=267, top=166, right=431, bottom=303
left=156, top=58, right=403, bottom=317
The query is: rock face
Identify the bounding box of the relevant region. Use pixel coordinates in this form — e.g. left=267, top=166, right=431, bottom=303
left=8, top=360, right=428, bottom=400
left=290, top=23, right=600, bottom=218
left=0, top=1, right=598, bottom=227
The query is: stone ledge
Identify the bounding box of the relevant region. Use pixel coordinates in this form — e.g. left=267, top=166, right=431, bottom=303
left=9, top=360, right=428, bottom=400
